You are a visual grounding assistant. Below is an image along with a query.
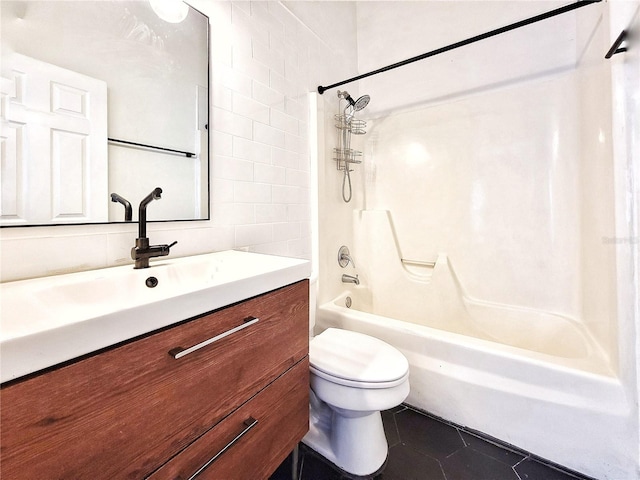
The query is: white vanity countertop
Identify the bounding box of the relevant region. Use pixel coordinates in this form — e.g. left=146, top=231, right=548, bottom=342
left=0, top=250, right=311, bottom=383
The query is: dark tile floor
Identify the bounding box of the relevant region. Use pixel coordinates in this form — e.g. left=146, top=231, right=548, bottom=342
left=270, top=405, right=595, bottom=480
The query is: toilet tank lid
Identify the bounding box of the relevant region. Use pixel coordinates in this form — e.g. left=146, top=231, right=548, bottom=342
left=309, top=328, right=409, bottom=383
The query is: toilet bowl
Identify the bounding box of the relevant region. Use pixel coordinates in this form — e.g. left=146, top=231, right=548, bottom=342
left=302, top=328, right=410, bottom=476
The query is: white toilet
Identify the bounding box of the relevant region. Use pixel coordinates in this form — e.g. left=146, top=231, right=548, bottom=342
left=302, top=328, right=410, bottom=476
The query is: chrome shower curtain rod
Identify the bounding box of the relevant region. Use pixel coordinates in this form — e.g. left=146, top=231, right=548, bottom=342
left=317, top=0, right=601, bottom=95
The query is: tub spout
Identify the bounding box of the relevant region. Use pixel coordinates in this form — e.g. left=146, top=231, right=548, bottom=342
left=342, top=274, right=360, bottom=285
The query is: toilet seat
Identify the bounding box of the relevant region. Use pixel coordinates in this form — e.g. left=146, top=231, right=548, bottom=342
left=309, top=328, right=409, bottom=389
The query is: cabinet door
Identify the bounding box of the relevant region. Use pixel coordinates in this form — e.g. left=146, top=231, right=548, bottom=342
left=0, top=280, right=309, bottom=479
left=149, top=358, right=309, bottom=480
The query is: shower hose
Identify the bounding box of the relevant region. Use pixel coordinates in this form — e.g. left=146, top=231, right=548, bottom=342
left=342, top=167, right=352, bottom=203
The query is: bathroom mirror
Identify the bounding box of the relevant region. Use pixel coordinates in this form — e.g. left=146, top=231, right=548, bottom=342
left=0, top=0, right=209, bottom=226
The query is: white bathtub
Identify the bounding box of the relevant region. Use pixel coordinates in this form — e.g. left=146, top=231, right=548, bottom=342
left=315, top=288, right=634, bottom=480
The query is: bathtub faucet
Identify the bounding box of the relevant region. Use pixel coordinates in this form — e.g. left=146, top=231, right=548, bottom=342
left=338, top=246, right=356, bottom=268
left=342, top=274, right=360, bottom=285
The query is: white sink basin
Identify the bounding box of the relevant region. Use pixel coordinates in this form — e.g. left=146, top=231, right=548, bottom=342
left=0, top=250, right=311, bottom=383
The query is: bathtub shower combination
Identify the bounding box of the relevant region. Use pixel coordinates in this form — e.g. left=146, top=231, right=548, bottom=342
left=315, top=1, right=639, bottom=479
left=317, top=242, right=628, bottom=474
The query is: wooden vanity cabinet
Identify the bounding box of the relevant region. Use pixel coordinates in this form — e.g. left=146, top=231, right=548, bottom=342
left=0, top=280, right=309, bottom=480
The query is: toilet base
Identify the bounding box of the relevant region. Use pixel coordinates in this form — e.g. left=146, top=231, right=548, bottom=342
left=302, top=393, right=389, bottom=476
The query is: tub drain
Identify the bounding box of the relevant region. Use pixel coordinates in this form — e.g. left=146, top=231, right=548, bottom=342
left=345, top=296, right=352, bottom=308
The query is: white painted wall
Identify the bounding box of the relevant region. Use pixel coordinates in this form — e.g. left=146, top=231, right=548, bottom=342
left=0, top=1, right=358, bottom=282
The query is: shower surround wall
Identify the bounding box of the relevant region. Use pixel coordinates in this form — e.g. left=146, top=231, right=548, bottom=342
left=0, top=1, right=358, bottom=282
left=317, top=1, right=639, bottom=479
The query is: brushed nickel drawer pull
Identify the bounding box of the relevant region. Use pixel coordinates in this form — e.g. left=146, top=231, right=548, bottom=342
left=188, top=416, right=259, bottom=480
left=169, top=316, right=259, bottom=359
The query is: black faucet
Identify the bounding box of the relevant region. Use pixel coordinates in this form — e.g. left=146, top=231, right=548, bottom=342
left=110, top=193, right=132, bottom=222
left=131, top=187, right=177, bottom=269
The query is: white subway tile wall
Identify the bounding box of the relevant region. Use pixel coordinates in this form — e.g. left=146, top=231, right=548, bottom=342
left=0, top=1, right=358, bottom=281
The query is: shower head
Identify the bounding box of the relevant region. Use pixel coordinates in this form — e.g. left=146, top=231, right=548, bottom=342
left=352, top=94, right=370, bottom=111
left=344, top=93, right=370, bottom=112
left=338, top=90, right=371, bottom=112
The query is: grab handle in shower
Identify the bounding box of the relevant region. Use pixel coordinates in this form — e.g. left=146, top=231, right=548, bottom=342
left=401, top=259, right=436, bottom=268
left=169, top=316, right=259, bottom=359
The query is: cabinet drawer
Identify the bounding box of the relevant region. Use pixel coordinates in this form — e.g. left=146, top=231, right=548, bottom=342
left=149, top=358, right=309, bottom=480
left=1, top=280, right=309, bottom=479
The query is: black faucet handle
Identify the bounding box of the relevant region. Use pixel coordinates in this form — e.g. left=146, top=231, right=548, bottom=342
left=168, top=241, right=178, bottom=249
